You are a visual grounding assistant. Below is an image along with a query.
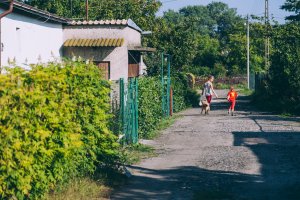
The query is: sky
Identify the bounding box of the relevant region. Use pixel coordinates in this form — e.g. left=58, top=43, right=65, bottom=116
left=158, top=0, right=291, bottom=23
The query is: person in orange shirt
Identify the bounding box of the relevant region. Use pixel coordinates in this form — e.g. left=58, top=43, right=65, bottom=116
left=227, top=86, right=238, bottom=116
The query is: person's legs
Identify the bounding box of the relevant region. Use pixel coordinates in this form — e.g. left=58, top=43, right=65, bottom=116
left=228, top=101, right=232, bottom=114
left=231, top=101, right=236, bottom=116
left=206, top=95, right=212, bottom=113
left=206, top=95, right=212, bottom=104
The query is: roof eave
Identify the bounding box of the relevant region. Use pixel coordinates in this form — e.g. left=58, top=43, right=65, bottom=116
left=0, top=1, right=71, bottom=24
left=127, top=19, right=143, bottom=33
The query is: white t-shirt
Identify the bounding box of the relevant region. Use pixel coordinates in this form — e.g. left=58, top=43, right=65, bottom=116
left=204, top=81, right=212, bottom=96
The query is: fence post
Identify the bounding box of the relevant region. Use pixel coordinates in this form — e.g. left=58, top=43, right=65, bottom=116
left=161, top=53, right=165, bottom=117
left=135, top=78, right=139, bottom=144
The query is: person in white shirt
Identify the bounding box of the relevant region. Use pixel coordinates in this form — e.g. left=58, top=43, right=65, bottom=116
left=202, top=75, right=218, bottom=106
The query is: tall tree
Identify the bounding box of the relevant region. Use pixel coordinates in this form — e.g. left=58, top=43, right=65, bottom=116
left=281, top=0, right=300, bottom=21
left=22, top=0, right=161, bottom=30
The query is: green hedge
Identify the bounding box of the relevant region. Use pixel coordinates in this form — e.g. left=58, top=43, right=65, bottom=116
left=138, top=77, right=163, bottom=138
left=0, top=62, right=119, bottom=199
left=138, top=74, right=199, bottom=138
left=172, top=74, right=200, bottom=111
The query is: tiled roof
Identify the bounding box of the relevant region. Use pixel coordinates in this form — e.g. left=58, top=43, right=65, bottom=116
left=69, top=19, right=143, bottom=32
left=63, top=38, right=125, bottom=47
left=70, top=19, right=128, bottom=25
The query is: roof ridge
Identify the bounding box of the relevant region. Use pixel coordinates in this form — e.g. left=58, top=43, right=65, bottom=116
left=69, top=19, right=142, bottom=32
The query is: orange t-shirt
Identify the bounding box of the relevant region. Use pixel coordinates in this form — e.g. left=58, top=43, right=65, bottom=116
left=228, top=90, right=238, bottom=101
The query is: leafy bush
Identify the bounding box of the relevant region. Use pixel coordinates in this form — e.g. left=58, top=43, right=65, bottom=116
left=138, top=74, right=199, bottom=138
left=255, top=23, right=300, bottom=114
left=172, top=73, right=200, bottom=111
left=0, top=61, right=119, bottom=199
left=138, top=77, right=163, bottom=138
left=212, top=63, right=227, bottom=78
left=172, top=75, right=188, bottom=112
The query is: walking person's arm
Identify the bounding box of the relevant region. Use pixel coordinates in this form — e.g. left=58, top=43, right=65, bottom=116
left=211, top=84, right=218, bottom=98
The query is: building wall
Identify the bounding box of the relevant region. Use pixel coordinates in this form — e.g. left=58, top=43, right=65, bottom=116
left=63, top=25, right=141, bottom=80
left=64, top=46, right=128, bottom=80
left=0, top=9, right=63, bottom=68
left=63, top=25, right=141, bottom=47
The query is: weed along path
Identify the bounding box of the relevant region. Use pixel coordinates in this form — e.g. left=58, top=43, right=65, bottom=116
left=111, top=90, right=300, bottom=200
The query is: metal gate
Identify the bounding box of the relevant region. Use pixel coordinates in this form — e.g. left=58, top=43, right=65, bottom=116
left=119, top=78, right=139, bottom=144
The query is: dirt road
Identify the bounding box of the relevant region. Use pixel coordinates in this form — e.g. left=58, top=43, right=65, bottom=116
left=111, top=90, right=300, bottom=200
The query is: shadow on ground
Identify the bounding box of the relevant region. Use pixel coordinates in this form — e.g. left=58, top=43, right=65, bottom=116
left=114, top=130, right=300, bottom=199
left=112, top=95, right=300, bottom=200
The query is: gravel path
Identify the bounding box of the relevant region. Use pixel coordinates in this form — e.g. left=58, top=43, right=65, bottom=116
left=111, top=90, right=300, bottom=200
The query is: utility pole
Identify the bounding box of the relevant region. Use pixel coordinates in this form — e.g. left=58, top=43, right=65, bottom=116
left=247, top=14, right=250, bottom=89
left=264, top=0, right=270, bottom=69
left=85, top=0, right=89, bottom=21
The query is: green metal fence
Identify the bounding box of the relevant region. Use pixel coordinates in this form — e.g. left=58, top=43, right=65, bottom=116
left=119, top=78, right=139, bottom=144
left=161, top=53, right=172, bottom=117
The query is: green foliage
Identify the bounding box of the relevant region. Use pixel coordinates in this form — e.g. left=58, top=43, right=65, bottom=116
left=281, top=0, right=300, bottom=21
left=145, top=2, right=249, bottom=77
left=138, top=77, right=163, bottom=138
left=23, top=0, right=161, bottom=30
left=172, top=74, right=200, bottom=111
left=183, top=66, right=212, bottom=77
left=254, top=23, right=300, bottom=114
left=0, top=61, right=119, bottom=199
left=193, top=35, right=220, bottom=68
left=171, top=75, right=188, bottom=112
left=212, top=63, right=227, bottom=78
left=138, top=75, right=199, bottom=138
left=268, top=23, right=300, bottom=113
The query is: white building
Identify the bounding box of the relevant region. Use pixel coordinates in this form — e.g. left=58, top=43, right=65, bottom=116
left=0, top=1, right=155, bottom=80
left=0, top=1, right=69, bottom=71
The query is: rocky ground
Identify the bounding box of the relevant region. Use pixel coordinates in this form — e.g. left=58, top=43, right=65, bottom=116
left=111, top=90, right=300, bottom=200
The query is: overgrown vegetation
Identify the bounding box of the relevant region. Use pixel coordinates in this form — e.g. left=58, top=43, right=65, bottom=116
left=254, top=22, right=300, bottom=114
left=138, top=74, right=199, bottom=139
left=0, top=62, right=119, bottom=199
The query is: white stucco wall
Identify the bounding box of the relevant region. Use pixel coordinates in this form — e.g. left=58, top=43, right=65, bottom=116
left=0, top=9, right=63, bottom=68
left=63, top=25, right=141, bottom=46
left=64, top=46, right=128, bottom=81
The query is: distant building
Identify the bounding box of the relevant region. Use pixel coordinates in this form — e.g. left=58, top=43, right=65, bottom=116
left=0, top=1, right=155, bottom=80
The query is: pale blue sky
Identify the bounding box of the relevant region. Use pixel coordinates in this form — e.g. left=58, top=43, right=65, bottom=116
left=159, top=0, right=291, bottom=23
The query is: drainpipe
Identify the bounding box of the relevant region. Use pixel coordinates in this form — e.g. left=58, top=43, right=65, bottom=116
left=0, top=0, right=14, bottom=71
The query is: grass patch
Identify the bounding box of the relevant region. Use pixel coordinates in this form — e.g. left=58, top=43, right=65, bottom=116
left=45, top=168, right=127, bottom=200
left=122, top=144, right=156, bottom=165
left=238, top=87, right=254, bottom=96
left=45, top=177, right=112, bottom=200
left=280, top=112, right=297, bottom=118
